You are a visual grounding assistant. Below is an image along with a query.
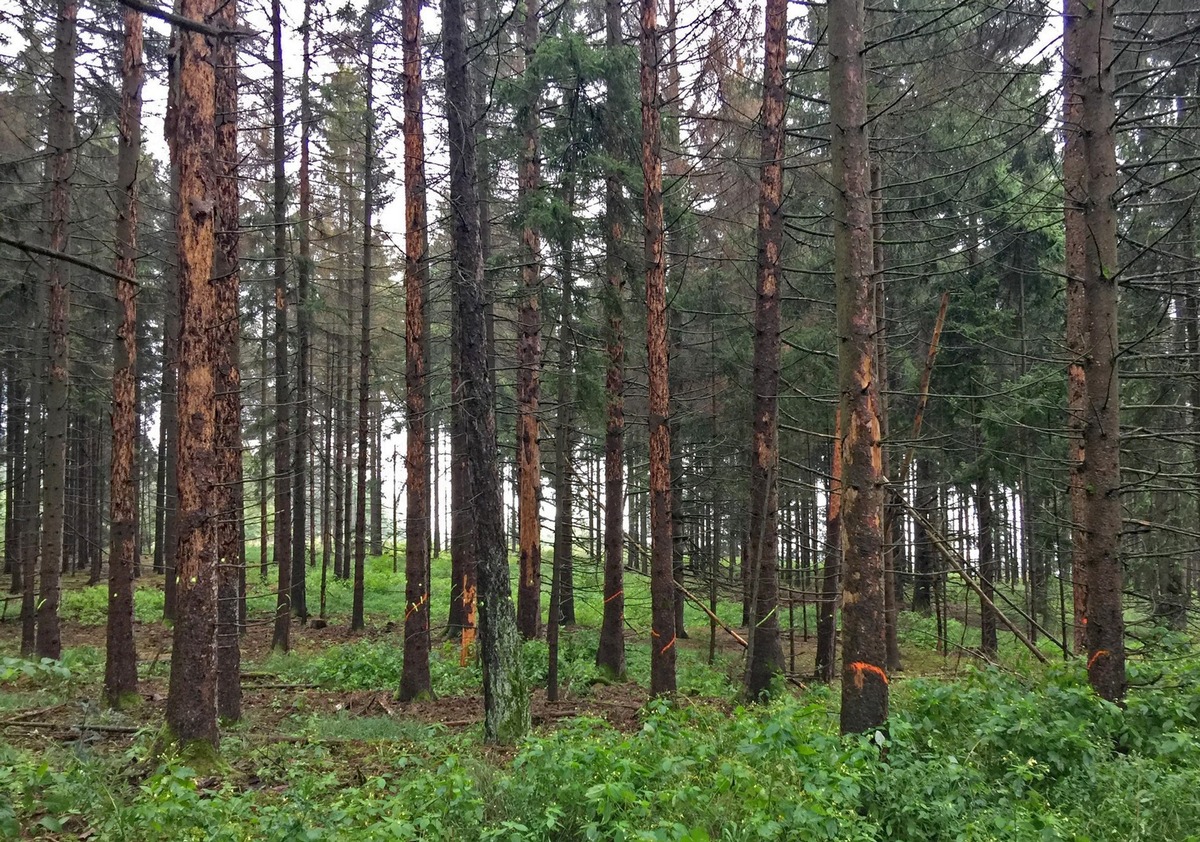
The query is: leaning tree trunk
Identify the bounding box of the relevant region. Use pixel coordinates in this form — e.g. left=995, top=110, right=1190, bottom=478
left=830, top=0, right=888, bottom=735
left=36, top=0, right=79, bottom=662
left=165, top=0, right=221, bottom=750
left=744, top=0, right=787, bottom=700
left=105, top=0, right=143, bottom=709
left=398, top=0, right=433, bottom=701
left=443, top=0, right=529, bottom=742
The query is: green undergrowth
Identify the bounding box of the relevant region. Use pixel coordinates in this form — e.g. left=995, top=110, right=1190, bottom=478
left=59, top=583, right=165, bottom=625
left=4, top=654, right=1200, bottom=841
left=254, top=627, right=739, bottom=703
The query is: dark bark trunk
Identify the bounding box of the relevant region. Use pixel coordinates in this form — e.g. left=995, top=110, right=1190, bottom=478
left=270, top=0, right=293, bottom=652
left=515, top=0, right=543, bottom=640
left=814, top=410, right=841, bottom=682
left=292, top=0, right=313, bottom=622
left=352, top=8, right=375, bottom=633
left=744, top=0, right=787, bottom=700
left=443, top=0, right=528, bottom=741
left=978, top=470, right=997, bottom=656
left=912, top=456, right=936, bottom=614
left=4, top=354, right=25, bottom=596
left=596, top=0, right=627, bottom=680
left=213, top=0, right=243, bottom=719
left=36, top=0, right=79, bottom=661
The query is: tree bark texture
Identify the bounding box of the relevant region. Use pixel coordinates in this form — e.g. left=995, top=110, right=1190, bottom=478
left=443, top=0, right=529, bottom=742
left=165, top=0, right=221, bottom=749
left=597, top=0, right=627, bottom=679
left=1074, top=0, right=1126, bottom=704
left=744, top=0, right=787, bottom=700
left=353, top=9, right=376, bottom=633
left=105, top=0, right=143, bottom=708
left=399, top=0, right=432, bottom=701
left=515, top=0, right=543, bottom=641
left=213, top=0, right=243, bottom=719
left=641, top=0, right=676, bottom=696
left=270, top=0, right=293, bottom=652
left=292, top=0, right=313, bottom=623
left=1063, top=0, right=1089, bottom=656
left=830, top=0, right=888, bottom=734
left=815, top=409, right=841, bottom=682
left=36, top=0, right=79, bottom=661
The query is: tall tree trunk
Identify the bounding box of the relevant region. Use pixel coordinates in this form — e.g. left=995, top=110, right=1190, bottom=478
left=912, top=456, right=936, bottom=614
left=370, top=397, right=383, bottom=556
left=596, top=0, right=627, bottom=679
left=443, top=0, right=528, bottom=742
left=36, top=0, right=79, bottom=661
left=549, top=180, right=577, bottom=694
left=165, top=0, right=221, bottom=749
left=399, top=0, right=432, bottom=701
left=977, top=468, right=997, bottom=656
left=1074, top=0, right=1126, bottom=704
left=353, top=7, right=376, bottom=632
left=259, top=300, right=269, bottom=581
left=162, top=134, right=181, bottom=617
left=4, top=353, right=25, bottom=596
left=105, top=0, right=143, bottom=708
left=814, top=409, right=841, bottom=682
left=270, top=0, right=293, bottom=652
left=744, top=0, right=787, bottom=700
left=291, top=0, right=314, bottom=624
left=873, top=166, right=902, bottom=674
left=448, top=307, right=474, bottom=630
left=641, top=0, right=675, bottom=696
left=515, top=0, right=544, bottom=641
left=830, top=0, right=888, bottom=734
left=1063, top=0, right=1088, bottom=656
left=213, top=0, right=243, bottom=720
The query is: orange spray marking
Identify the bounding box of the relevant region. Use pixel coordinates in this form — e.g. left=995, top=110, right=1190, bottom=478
left=658, top=634, right=676, bottom=654
left=604, top=589, right=624, bottom=604
left=1086, top=649, right=1110, bottom=670
left=404, top=592, right=429, bottom=622
left=847, top=661, right=889, bottom=691
left=460, top=576, right=477, bottom=667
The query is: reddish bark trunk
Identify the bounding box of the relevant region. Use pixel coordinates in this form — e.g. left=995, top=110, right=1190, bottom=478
left=165, top=0, right=221, bottom=748
left=641, top=0, right=676, bottom=697
left=830, top=0, right=888, bottom=734
left=105, top=0, right=143, bottom=708
left=399, top=0, right=432, bottom=701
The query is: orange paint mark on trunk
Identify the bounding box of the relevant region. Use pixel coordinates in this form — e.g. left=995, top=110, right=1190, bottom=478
left=1086, top=648, right=1109, bottom=670
left=847, top=661, right=888, bottom=690
left=461, top=576, right=477, bottom=666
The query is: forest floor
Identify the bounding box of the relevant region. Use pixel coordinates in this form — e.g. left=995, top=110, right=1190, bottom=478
left=2, top=552, right=1199, bottom=840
